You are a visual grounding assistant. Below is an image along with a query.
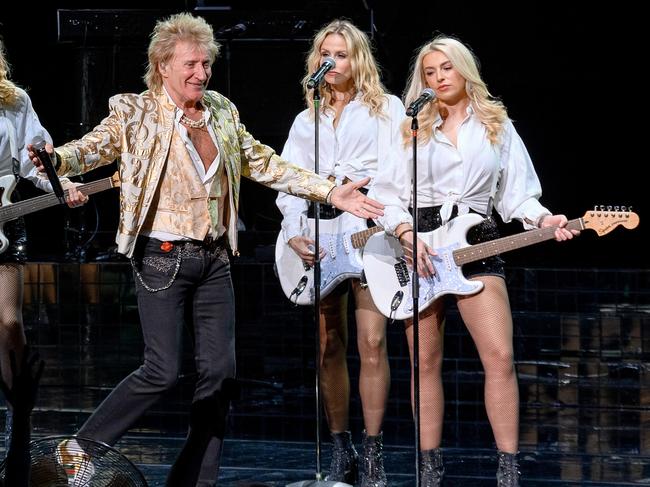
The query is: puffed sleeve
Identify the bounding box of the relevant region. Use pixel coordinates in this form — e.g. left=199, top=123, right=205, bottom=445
left=276, top=111, right=313, bottom=243
left=13, top=89, right=77, bottom=192
left=368, top=142, right=413, bottom=235
left=382, top=95, right=407, bottom=169
left=494, top=120, right=551, bottom=229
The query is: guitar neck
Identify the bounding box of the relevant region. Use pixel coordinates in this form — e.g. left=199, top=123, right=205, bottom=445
left=453, top=218, right=584, bottom=266
left=0, top=177, right=117, bottom=224
left=351, top=226, right=384, bottom=249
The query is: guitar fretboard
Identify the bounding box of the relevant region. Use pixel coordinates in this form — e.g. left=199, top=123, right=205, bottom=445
left=0, top=177, right=118, bottom=223
left=453, top=218, right=585, bottom=265
left=351, top=226, right=383, bottom=249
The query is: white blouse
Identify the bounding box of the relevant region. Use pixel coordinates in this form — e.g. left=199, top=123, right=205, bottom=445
left=276, top=93, right=405, bottom=242
left=371, top=107, right=551, bottom=234
left=0, top=87, right=57, bottom=192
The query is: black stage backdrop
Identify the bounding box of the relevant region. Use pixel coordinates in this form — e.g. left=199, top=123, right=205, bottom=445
left=0, top=0, right=645, bottom=268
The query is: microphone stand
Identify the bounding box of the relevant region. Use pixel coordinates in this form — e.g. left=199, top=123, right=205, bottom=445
left=410, top=115, right=422, bottom=487
left=287, top=86, right=350, bottom=487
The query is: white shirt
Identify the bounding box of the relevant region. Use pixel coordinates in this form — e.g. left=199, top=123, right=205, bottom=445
left=371, top=107, right=551, bottom=234
left=276, top=93, right=405, bottom=242
left=0, top=87, right=57, bottom=192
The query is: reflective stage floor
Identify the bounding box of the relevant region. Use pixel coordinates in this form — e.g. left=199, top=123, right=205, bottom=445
left=2, top=262, right=648, bottom=486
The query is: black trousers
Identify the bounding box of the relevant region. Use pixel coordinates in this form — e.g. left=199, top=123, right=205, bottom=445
left=77, top=236, right=235, bottom=486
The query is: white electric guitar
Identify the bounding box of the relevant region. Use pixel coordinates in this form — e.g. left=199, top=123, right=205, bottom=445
left=363, top=208, right=639, bottom=320
left=275, top=212, right=383, bottom=305
left=0, top=172, right=121, bottom=254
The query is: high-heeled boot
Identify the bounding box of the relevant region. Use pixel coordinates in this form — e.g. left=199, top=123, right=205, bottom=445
left=419, top=448, right=444, bottom=487
left=325, top=430, right=358, bottom=484
left=359, top=430, right=387, bottom=487
left=496, top=451, right=520, bottom=487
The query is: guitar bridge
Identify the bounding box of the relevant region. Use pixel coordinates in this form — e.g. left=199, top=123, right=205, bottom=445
left=394, top=259, right=410, bottom=287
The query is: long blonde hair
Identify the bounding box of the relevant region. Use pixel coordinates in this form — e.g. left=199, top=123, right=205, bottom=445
left=144, top=12, right=221, bottom=92
left=303, top=19, right=387, bottom=117
left=401, top=35, right=507, bottom=145
left=0, top=37, right=19, bottom=107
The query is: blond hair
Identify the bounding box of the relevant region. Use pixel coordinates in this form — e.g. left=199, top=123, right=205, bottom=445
left=401, top=35, right=507, bottom=146
left=0, top=37, right=19, bottom=107
left=303, top=19, right=387, bottom=117
left=144, top=12, right=221, bottom=92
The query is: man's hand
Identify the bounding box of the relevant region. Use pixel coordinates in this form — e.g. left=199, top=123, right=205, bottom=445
left=26, top=144, right=88, bottom=208
left=26, top=142, right=53, bottom=173
left=329, top=177, right=384, bottom=219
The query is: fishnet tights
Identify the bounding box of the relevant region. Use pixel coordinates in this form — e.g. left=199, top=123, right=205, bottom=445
left=406, top=275, right=519, bottom=452
left=319, top=279, right=389, bottom=435
left=0, top=263, right=26, bottom=389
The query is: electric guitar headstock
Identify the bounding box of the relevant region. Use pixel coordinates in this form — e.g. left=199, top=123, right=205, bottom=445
left=582, top=206, right=639, bottom=236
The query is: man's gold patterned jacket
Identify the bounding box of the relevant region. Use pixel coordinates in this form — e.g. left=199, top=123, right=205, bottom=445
left=54, top=89, right=334, bottom=258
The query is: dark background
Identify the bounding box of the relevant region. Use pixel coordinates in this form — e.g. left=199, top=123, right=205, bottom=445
left=1, top=1, right=645, bottom=268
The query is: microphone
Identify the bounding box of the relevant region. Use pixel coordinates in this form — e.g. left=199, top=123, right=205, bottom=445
left=405, top=88, right=436, bottom=117
left=215, top=23, right=247, bottom=38
left=306, top=57, right=336, bottom=89
left=32, top=137, right=66, bottom=205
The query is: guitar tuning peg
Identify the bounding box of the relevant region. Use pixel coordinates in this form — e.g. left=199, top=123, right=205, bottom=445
left=614, top=206, right=620, bottom=212
left=607, top=205, right=612, bottom=212
left=621, top=205, right=627, bottom=212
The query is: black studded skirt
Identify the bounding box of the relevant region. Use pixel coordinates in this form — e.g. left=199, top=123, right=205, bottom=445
left=0, top=187, right=28, bottom=264
left=413, top=205, right=504, bottom=279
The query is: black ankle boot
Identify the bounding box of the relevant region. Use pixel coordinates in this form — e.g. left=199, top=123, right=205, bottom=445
left=496, top=451, right=520, bottom=487
left=359, top=430, right=387, bottom=487
left=419, top=448, right=444, bottom=487
left=325, top=431, right=358, bottom=484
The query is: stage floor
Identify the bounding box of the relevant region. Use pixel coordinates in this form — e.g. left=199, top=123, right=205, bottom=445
left=2, top=262, right=648, bottom=485
left=126, top=436, right=647, bottom=486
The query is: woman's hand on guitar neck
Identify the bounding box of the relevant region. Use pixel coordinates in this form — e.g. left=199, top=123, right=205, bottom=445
left=64, top=183, right=89, bottom=208
left=288, top=236, right=326, bottom=266
left=539, top=214, right=580, bottom=241
left=395, top=225, right=437, bottom=278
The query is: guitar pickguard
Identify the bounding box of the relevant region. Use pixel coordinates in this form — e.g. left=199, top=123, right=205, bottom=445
left=398, top=243, right=482, bottom=316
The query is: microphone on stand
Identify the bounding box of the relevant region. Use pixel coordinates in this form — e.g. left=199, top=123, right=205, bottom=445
left=215, top=22, right=248, bottom=39
left=306, top=57, right=336, bottom=89
left=32, top=137, right=66, bottom=205
left=405, top=88, right=436, bottom=117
